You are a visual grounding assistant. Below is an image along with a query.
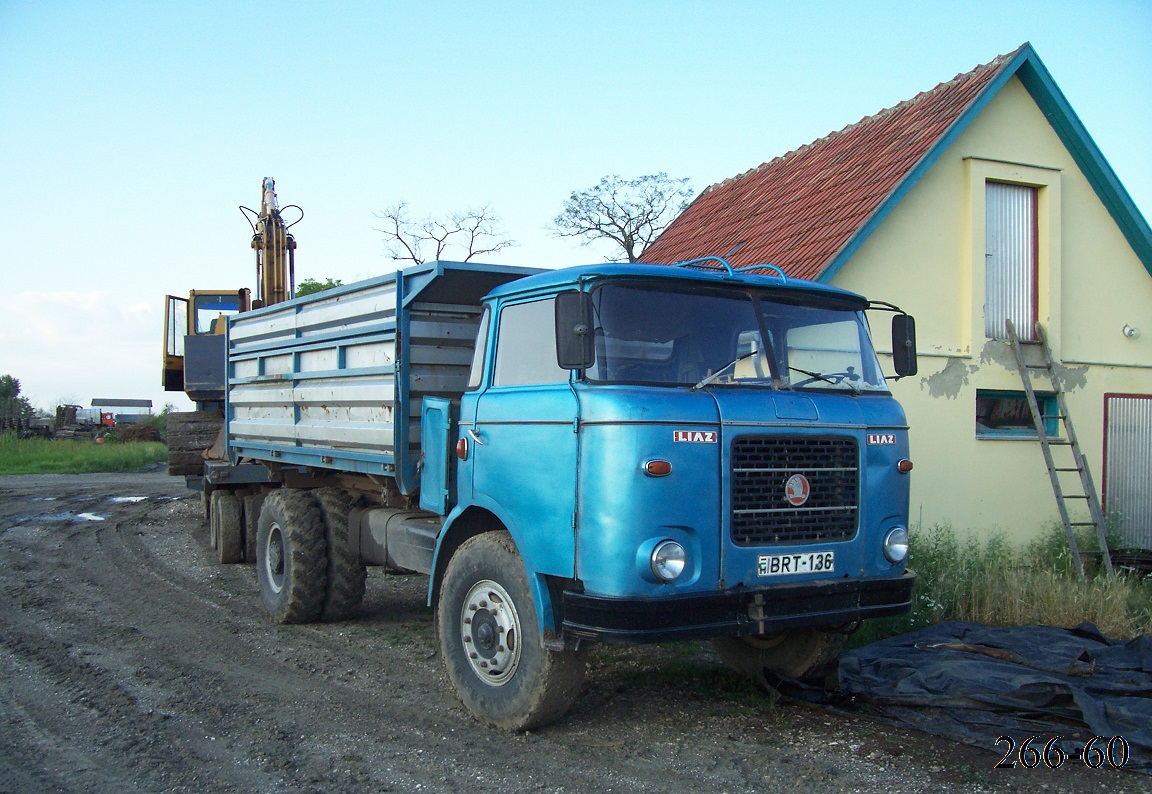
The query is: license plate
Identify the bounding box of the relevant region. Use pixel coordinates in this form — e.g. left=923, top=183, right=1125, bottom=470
left=757, top=551, right=835, bottom=576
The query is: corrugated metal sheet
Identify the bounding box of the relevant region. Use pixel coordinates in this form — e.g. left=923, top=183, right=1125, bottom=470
left=404, top=302, right=484, bottom=454
left=638, top=50, right=1015, bottom=278
left=228, top=277, right=401, bottom=457
left=985, top=182, right=1037, bottom=340
left=1105, top=395, right=1152, bottom=550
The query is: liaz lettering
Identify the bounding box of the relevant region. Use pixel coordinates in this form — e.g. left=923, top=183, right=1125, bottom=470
left=673, top=430, right=717, bottom=443
left=867, top=433, right=896, bottom=445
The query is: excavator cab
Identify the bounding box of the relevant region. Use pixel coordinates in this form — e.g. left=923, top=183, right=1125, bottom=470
left=162, top=289, right=250, bottom=397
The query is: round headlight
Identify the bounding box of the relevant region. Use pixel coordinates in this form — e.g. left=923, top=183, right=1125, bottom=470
left=883, top=527, right=909, bottom=564
left=651, top=540, right=687, bottom=582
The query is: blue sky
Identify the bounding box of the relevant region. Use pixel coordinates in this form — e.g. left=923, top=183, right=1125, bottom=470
left=1, top=0, right=1149, bottom=413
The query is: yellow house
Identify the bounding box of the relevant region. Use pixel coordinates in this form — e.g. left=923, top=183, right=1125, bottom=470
left=641, top=44, right=1152, bottom=559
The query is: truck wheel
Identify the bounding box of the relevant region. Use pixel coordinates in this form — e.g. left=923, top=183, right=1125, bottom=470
left=437, top=531, right=586, bottom=730
left=212, top=491, right=243, bottom=564
left=314, top=488, right=367, bottom=621
left=242, top=493, right=266, bottom=564
left=711, top=628, right=845, bottom=681
left=256, top=489, right=328, bottom=624
left=204, top=487, right=217, bottom=549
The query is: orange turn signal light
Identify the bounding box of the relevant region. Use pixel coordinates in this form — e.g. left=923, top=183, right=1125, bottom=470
left=644, top=459, right=672, bottom=477
left=897, top=458, right=913, bottom=473
left=456, top=438, right=469, bottom=461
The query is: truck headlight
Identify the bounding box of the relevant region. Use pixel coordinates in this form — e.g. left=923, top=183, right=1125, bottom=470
left=651, top=540, right=687, bottom=582
left=883, top=527, right=909, bottom=564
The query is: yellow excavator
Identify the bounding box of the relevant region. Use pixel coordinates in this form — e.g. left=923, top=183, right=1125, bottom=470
left=163, top=178, right=301, bottom=476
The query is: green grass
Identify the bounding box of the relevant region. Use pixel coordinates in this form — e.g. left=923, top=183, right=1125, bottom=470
left=0, top=433, right=168, bottom=475
left=852, top=522, right=1152, bottom=646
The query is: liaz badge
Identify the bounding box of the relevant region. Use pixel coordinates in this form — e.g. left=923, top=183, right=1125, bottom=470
left=673, top=430, right=717, bottom=443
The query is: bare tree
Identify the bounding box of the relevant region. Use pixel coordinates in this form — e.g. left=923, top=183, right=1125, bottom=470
left=374, top=202, right=516, bottom=265
left=552, top=173, right=694, bottom=262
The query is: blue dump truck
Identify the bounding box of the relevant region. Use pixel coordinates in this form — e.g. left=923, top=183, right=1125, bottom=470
left=204, top=256, right=919, bottom=729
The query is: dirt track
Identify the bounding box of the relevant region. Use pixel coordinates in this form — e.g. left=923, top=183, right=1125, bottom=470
left=0, top=470, right=1142, bottom=793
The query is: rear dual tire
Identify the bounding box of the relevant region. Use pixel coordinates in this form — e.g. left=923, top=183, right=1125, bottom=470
left=314, top=488, right=367, bottom=621
left=255, top=488, right=366, bottom=624
left=256, top=489, right=328, bottom=624
left=210, top=490, right=243, bottom=564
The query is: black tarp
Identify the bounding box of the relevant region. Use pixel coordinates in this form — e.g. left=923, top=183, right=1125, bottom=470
left=833, top=622, right=1152, bottom=772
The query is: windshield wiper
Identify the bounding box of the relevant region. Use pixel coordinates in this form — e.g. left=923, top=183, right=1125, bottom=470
left=788, top=366, right=861, bottom=394
left=692, top=351, right=758, bottom=391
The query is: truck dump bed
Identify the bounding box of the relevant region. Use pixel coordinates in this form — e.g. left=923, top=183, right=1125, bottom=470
left=225, top=261, right=540, bottom=493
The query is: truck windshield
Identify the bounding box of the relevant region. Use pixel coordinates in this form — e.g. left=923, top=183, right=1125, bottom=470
left=585, top=283, right=888, bottom=393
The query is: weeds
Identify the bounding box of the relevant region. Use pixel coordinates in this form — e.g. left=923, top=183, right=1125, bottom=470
left=852, top=522, right=1152, bottom=646
left=0, top=433, right=167, bottom=475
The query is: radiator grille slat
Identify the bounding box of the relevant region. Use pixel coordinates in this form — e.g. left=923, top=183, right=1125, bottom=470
left=731, top=436, right=859, bottom=546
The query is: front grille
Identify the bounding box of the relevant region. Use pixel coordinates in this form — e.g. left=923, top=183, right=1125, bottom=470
left=731, top=436, right=859, bottom=546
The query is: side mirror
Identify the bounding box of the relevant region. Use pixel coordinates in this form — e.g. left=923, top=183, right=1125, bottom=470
left=555, top=291, right=594, bottom=370
left=891, top=314, right=917, bottom=377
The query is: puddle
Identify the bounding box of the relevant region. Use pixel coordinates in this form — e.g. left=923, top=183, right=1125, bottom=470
left=107, top=497, right=149, bottom=503
left=15, top=511, right=107, bottom=524
left=30, top=497, right=58, bottom=502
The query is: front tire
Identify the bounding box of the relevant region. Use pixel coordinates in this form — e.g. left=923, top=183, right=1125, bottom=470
left=437, top=531, right=585, bottom=731
left=712, top=628, right=845, bottom=681
left=256, top=489, right=328, bottom=624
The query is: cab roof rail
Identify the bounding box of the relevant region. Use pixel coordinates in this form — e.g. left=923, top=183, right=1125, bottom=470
left=670, top=256, right=788, bottom=282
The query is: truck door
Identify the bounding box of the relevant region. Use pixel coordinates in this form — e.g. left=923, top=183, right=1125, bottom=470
left=466, top=296, right=578, bottom=578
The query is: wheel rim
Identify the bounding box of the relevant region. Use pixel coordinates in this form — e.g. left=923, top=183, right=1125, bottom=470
left=265, top=523, right=286, bottom=594
left=460, top=579, right=521, bottom=687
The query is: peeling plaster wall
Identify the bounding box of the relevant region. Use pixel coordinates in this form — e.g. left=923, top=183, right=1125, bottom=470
left=833, top=77, right=1152, bottom=543
left=922, top=357, right=978, bottom=400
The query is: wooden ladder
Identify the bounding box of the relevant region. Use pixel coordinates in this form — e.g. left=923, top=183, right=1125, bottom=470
left=1005, top=320, right=1114, bottom=578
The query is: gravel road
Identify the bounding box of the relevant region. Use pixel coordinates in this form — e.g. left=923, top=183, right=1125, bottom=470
left=0, top=470, right=1142, bottom=793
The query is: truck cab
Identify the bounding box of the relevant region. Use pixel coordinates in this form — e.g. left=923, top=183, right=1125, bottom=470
left=434, top=261, right=915, bottom=657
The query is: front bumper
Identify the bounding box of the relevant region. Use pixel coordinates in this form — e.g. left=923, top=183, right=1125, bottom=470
left=562, top=571, right=915, bottom=643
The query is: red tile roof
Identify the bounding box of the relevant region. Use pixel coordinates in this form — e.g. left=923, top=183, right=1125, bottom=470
left=639, top=48, right=1023, bottom=280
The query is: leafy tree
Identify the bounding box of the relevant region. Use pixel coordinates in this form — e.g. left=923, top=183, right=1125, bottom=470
left=552, top=173, right=694, bottom=262
left=0, top=374, right=34, bottom=427
left=374, top=202, right=515, bottom=265
left=296, top=277, right=344, bottom=297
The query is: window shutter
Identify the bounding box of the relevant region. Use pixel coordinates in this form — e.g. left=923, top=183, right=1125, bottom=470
left=985, top=182, right=1037, bottom=340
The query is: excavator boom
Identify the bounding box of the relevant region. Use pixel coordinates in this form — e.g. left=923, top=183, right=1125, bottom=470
left=247, top=177, right=300, bottom=308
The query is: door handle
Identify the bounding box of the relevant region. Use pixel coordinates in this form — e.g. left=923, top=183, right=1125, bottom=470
left=467, top=428, right=486, bottom=446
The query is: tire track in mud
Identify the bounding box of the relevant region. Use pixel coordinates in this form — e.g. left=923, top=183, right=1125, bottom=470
left=2, top=473, right=1143, bottom=794
left=2, top=482, right=798, bottom=793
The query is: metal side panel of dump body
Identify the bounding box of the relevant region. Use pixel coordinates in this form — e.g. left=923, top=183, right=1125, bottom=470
left=225, top=260, right=541, bottom=492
